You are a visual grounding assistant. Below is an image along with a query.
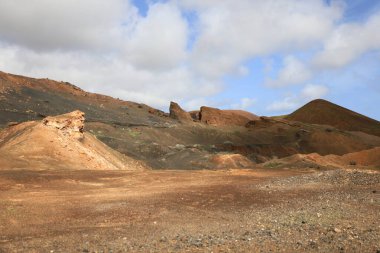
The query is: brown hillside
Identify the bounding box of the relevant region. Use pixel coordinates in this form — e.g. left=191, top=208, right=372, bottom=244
left=199, top=106, right=259, bottom=126
left=0, top=70, right=169, bottom=127
left=1, top=70, right=380, bottom=169
left=0, top=111, right=147, bottom=170
left=286, top=99, right=380, bottom=137
left=272, top=147, right=380, bottom=169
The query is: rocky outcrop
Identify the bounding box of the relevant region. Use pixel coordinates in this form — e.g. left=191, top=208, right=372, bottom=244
left=0, top=111, right=147, bottom=171
left=199, top=106, right=259, bottom=126
left=169, top=102, right=192, bottom=122
left=43, top=110, right=85, bottom=138
left=189, top=110, right=200, bottom=121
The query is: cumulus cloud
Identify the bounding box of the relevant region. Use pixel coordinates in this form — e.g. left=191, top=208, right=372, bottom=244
left=314, top=11, right=380, bottom=69
left=300, top=84, right=329, bottom=100
left=231, top=98, right=257, bottom=110
left=266, top=56, right=312, bottom=87
left=124, top=3, right=189, bottom=71
left=266, top=97, right=299, bottom=112
left=183, top=0, right=342, bottom=79
left=267, top=84, right=329, bottom=112
left=0, top=0, right=136, bottom=51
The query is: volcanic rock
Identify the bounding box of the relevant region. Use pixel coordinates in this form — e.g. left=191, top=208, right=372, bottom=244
left=0, top=111, right=147, bottom=170
left=189, top=110, right=200, bottom=121
left=169, top=102, right=192, bottom=122
left=199, top=106, right=259, bottom=126
left=42, top=110, right=85, bottom=139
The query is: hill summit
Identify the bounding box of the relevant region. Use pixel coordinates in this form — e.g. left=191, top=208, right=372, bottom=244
left=286, top=99, right=380, bottom=137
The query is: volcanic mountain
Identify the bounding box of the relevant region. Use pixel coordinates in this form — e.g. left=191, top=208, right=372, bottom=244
left=286, top=99, right=380, bottom=137
left=1, top=70, right=379, bottom=169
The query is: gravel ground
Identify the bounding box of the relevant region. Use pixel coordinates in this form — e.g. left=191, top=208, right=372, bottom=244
left=0, top=168, right=379, bottom=252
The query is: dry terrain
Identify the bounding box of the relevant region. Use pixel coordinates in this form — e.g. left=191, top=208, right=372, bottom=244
left=0, top=167, right=379, bottom=253
left=1, top=70, right=380, bottom=252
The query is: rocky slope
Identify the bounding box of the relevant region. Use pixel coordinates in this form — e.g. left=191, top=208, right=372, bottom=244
left=1, top=70, right=380, bottom=170
left=198, top=106, right=259, bottom=126
left=286, top=99, right=380, bottom=137
left=0, top=111, right=146, bottom=170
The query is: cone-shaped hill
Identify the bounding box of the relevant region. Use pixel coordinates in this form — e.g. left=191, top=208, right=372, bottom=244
left=286, top=99, right=380, bottom=137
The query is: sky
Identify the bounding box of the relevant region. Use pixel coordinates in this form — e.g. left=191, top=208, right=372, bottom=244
left=0, top=0, right=379, bottom=119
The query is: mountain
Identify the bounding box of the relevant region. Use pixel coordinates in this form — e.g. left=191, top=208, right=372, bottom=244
left=286, top=99, right=380, bottom=137
left=1, top=70, right=379, bottom=169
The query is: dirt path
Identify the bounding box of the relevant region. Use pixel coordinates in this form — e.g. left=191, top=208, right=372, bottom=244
left=0, top=168, right=379, bottom=252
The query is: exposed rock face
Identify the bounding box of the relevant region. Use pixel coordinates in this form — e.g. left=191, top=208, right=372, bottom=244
left=42, top=110, right=84, bottom=139
left=199, top=106, right=259, bottom=126
left=189, top=111, right=200, bottom=121
left=0, top=111, right=147, bottom=171
left=169, top=102, right=192, bottom=122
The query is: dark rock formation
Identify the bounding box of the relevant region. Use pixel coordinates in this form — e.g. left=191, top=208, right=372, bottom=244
left=169, top=102, right=192, bottom=122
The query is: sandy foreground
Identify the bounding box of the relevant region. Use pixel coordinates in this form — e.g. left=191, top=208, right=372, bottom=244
left=0, top=168, right=379, bottom=253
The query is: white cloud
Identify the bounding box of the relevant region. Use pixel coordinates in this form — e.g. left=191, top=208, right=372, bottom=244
left=267, top=97, right=299, bottom=112
left=184, top=0, right=343, bottom=79
left=314, top=11, right=380, bottom=68
left=301, top=84, right=329, bottom=100
left=231, top=98, right=257, bottom=110
left=124, top=3, right=189, bottom=71
left=267, top=84, right=329, bottom=112
left=0, top=0, right=137, bottom=51
left=266, top=56, right=312, bottom=87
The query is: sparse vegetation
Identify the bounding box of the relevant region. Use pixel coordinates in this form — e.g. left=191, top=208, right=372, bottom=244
left=127, top=128, right=141, bottom=138
left=264, top=161, right=283, bottom=168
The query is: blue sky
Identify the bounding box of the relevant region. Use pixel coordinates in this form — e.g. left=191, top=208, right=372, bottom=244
left=0, top=0, right=379, bottom=119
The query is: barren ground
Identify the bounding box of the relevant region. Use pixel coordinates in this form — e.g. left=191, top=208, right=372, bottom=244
left=0, top=168, right=379, bottom=253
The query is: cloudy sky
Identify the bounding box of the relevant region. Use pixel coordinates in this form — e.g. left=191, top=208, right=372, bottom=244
left=0, top=0, right=379, bottom=119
